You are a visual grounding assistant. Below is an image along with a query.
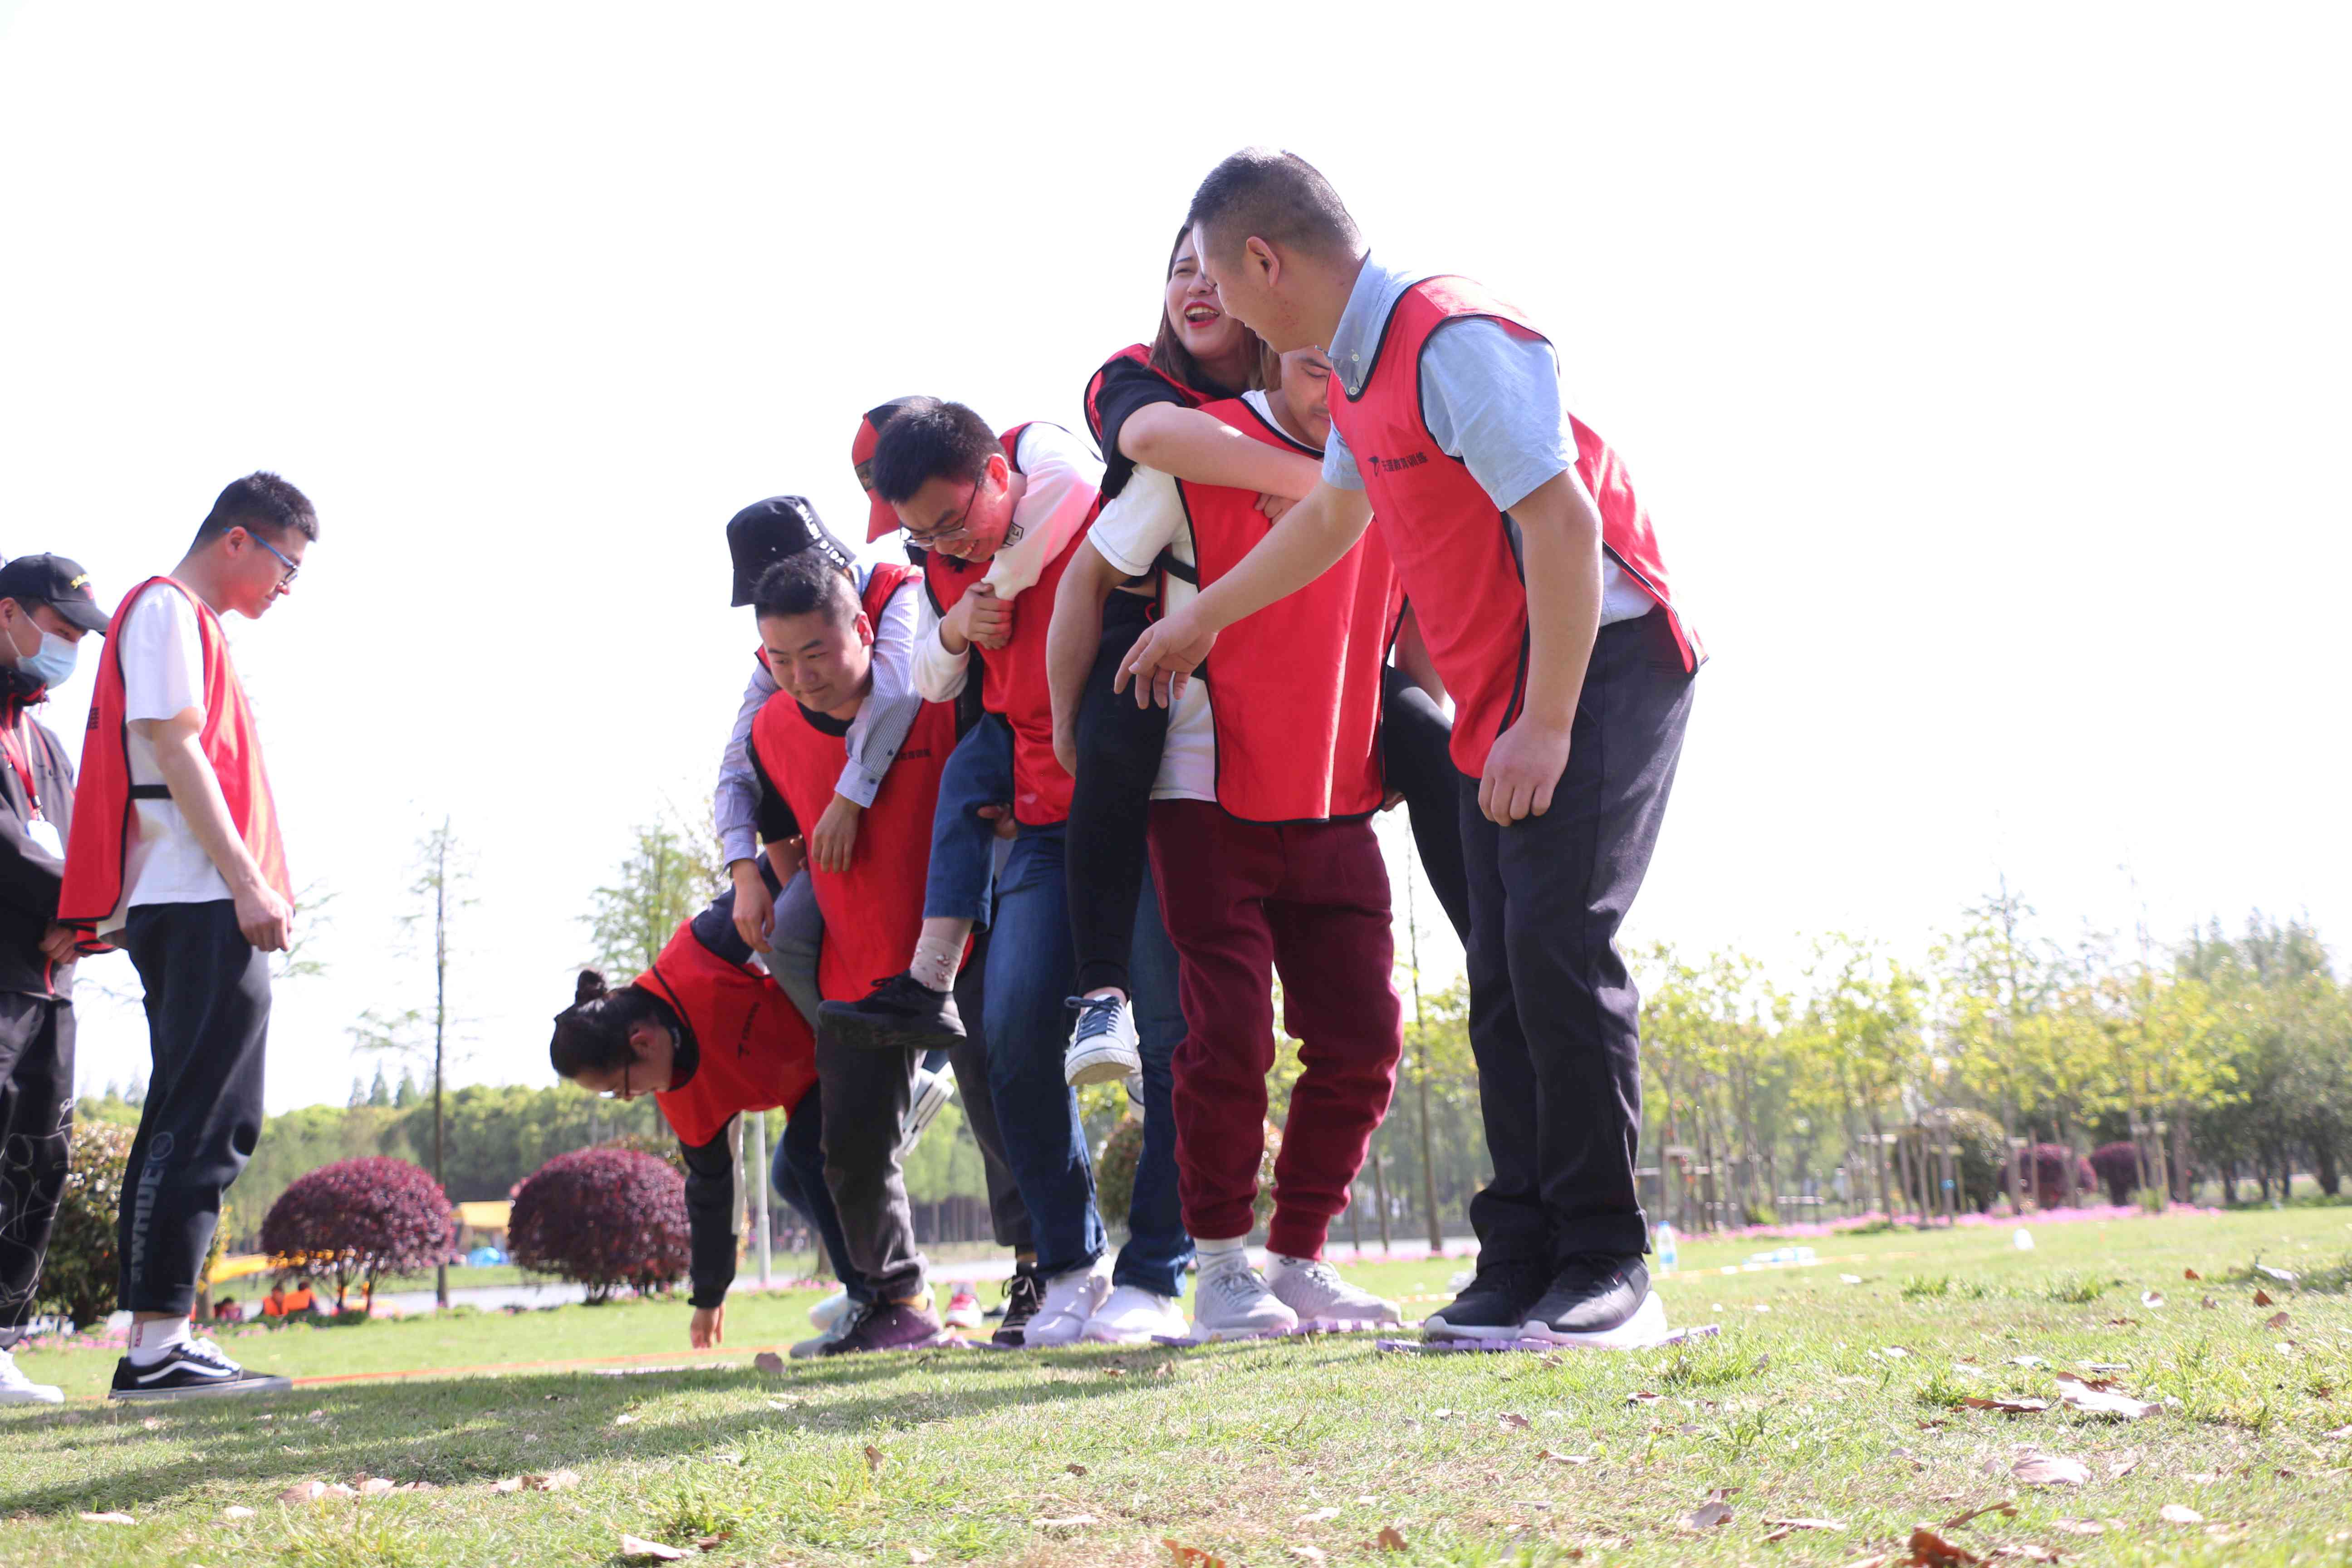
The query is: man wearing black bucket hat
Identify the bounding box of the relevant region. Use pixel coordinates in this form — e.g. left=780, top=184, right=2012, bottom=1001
left=0, top=554, right=109, bottom=1405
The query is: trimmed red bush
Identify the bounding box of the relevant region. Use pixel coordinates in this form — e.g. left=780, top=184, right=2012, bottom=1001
left=508, top=1147, right=689, bottom=1303
left=260, top=1156, right=451, bottom=1311
left=2088, top=1141, right=2144, bottom=1205
left=2024, top=1143, right=2098, bottom=1208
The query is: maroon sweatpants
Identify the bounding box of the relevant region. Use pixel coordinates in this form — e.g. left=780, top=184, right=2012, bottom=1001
left=1147, top=799, right=1404, bottom=1258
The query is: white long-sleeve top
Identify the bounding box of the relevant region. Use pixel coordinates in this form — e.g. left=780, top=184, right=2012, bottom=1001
left=911, top=422, right=1104, bottom=703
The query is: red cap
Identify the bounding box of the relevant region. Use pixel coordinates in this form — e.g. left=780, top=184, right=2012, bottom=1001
left=852, top=397, right=925, bottom=541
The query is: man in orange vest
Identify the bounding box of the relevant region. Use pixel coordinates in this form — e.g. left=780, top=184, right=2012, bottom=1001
left=1126, top=151, right=1701, bottom=1345
left=59, top=472, right=313, bottom=1399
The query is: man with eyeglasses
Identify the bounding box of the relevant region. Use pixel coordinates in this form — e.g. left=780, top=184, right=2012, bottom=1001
left=59, top=471, right=315, bottom=1399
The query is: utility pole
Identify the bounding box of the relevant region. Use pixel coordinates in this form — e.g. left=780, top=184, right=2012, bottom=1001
left=749, top=1111, right=773, bottom=1286
left=433, top=818, right=450, bottom=1312
left=1405, top=859, right=1443, bottom=1251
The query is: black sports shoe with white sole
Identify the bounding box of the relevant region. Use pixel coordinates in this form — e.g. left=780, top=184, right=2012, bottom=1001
left=993, top=1263, right=1044, bottom=1347
left=820, top=973, right=964, bottom=1051
left=1522, top=1254, right=1650, bottom=1339
left=1421, top=1260, right=1548, bottom=1341
left=108, top=1338, right=292, bottom=1401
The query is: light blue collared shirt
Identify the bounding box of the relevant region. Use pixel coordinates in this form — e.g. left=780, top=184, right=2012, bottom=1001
left=1323, top=256, right=1652, bottom=625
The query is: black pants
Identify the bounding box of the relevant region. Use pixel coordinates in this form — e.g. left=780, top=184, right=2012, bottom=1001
left=0, top=991, right=74, bottom=1341
left=118, top=901, right=270, bottom=1315
left=1459, top=612, right=1692, bottom=1266
left=814, top=941, right=1014, bottom=1300
left=1067, top=592, right=1168, bottom=997
left=1380, top=665, right=1472, bottom=943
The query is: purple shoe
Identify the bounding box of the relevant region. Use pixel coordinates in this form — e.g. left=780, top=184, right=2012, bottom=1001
left=820, top=1299, right=950, bottom=1356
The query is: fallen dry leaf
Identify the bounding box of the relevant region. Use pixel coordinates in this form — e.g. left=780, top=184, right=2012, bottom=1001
left=2254, top=1289, right=2274, bottom=1307
left=1941, top=1502, right=2018, bottom=1529
left=863, top=1445, right=885, bottom=1473
left=1625, top=1391, right=1661, bottom=1406
left=1962, top=1396, right=2050, bottom=1416
left=2201, top=1297, right=2219, bottom=1309
left=1882, top=1346, right=1911, bottom=1358
left=2321, top=1424, right=2352, bottom=1441
left=279, top=1481, right=329, bottom=1504
left=1499, top=1412, right=1531, bottom=1429
left=1680, top=1499, right=1735, bottom=1530
left=2184, top=1268, right=2200, bottom=1280
left=1162, top=1540, right=1227, bottom=1568
left=2160, top=1504, right=2205, bottom=1524
left=2266, top=1311, right=2293, bottom=1331
left=752, top=1351, right=784, bottom=1374
left=2108, top=1452, right=2142, bottom=1480
left=2051, top=1519, right=2106, bottom=1535
left=1065, top=1463, right=1088, bottom=1476
left=1102, top=1367, right=1127, bottom=1378
left=2010, top=1356, right=2046, bottom=1368
left=524, top=1471, right=580, bottom=1493
left=694, top=1535, right=728, bottom=1552
left=1764, top=1515, right=1845, bottom=1531
left=1288, top=1549, right=1328, bottom=1564
left=906, top=1551, right=933, bottom=1565
left=1031, top=1515, right=1098, bottom=1531
left=358, top=1478, right=396, bottom=1498
left=78, top=1512, right=136, bottom=1525
left=1905, top=1525, right=1983, bottom=1566
left=2141, top=1290, right=2165, bottom=1308
left=1537, top=1449, right=1594, bottom=1465
left=2055, top=1376, right=2159, bottom=1420
left=141, top=1416, right=162, bottom=1430
left=2256, top=1264, right=2298, bottom=1284
left=490, top=1478, right=524, bottom=1494
left=1991, top=1547, right=2060, bottom=1562
left=1376, top=1526, right=1410, bottom=1551
left=619, top=1534, right=690, bottom=1561
left=1297, top=1507, right=1341, bottom=1524
left=223, top=1506, right=256, bottom=1520
left=614, top=1414, right=637, bottom=1426
left=2013, top=1454, right=2089, bottom=1487
left=394, top=1482, right=436, bottom=1494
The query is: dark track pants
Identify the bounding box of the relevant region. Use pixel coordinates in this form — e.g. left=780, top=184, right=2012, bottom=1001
left=118, top=900, right=270, bottom=1315
left=1067, top=592, right=1167, bottom=998
left=1381, top=665, right=1471, bottom=943
left=0, top=991, right=74, bottom=1340
left=1459, top=611, right=1693, bottom=1266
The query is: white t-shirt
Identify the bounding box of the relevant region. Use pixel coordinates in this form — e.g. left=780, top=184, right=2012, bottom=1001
left=1083, top=393, right=1320, bottom=804
left=100, top=587, right=233, bottom=935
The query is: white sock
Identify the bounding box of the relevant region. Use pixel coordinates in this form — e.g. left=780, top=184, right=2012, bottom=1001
left=908, top=934, right=962, bottom=994
left=127, top=1316, right=191, bottom=1367
left=1197, top=1235, right=1250, bottom=1271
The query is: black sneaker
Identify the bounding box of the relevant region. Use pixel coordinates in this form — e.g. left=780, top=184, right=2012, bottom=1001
left=108, top=1338, right=293, bottom=1401
left=819, top=974, right=964, bottom=1052
left=820, top=1298, right=949, bottom=1356
left=993, top=1263, right=1044, bottom=1347
left=1522, top=1254, right=1650, bottom=1339
left=1422, top=1260, right=1549, bottom=1342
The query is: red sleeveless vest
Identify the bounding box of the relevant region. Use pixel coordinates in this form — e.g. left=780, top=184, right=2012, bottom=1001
left=58, top=576, right=291, bottom=940
left=919, top=424, right=1097, bottom=826
left=1333, top=277, right=1702, bottom=775
left=1183, top=396, right=1401, bottom=823
left=748, top=565, right=957, bottom=1001
left=1083, top=343, right=1207, bottom=444
left=642, top=920, right=817, bottom=1150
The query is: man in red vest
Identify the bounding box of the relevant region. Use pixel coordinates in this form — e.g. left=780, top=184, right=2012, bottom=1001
left=59, top=472, right=313, bottom=1399
left=1124, top=151, right=1702, bottom=1344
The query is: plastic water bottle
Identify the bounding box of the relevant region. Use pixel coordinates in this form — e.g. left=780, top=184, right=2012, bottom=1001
left=1657, top=1222, right=1679, bottom=1273
left=2014, top=1227, right=2034, bottom=1251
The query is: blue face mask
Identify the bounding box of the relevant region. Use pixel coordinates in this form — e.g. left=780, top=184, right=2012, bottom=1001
left=8, top=614, right=77, bottom=691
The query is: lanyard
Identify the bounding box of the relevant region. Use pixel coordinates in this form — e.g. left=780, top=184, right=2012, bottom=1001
left=0, top=715, right=37, bottom=821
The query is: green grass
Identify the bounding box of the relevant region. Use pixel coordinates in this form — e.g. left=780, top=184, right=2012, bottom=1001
left=5, top=1209, right=2351, bottom=1566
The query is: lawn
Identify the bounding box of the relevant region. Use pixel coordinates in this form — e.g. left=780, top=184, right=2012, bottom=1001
left=3, top=1208, right=2348, bottom=1567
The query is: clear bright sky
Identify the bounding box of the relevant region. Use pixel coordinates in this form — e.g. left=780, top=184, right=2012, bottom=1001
left=3, top=3, right=2345, bottom=1114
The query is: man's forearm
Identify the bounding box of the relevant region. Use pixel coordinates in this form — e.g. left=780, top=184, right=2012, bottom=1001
left=152, top=732, right=267, bottom=889
left=1190, top=484, right=1374, bottom=634
left=1509, top=471, right=1605, bottom=730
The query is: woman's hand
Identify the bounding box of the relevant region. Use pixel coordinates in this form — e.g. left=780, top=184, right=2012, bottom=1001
left=690, top=1303, right=725, bottom=1349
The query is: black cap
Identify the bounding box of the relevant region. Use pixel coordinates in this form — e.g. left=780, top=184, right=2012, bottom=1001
left=0, top=554, right=109, bottom=633
left=726, top=497, right=855, bottom=607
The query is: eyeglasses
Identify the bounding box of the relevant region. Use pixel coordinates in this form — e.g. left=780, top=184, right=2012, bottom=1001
left=598, top=1057, right=631, bottom=1102
left=902, top=479, right=985, bottom=548
left=243, top=528, right=300, bottom=588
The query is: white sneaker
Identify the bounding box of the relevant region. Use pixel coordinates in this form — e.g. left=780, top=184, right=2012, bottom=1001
left=1064, top=994, right=1142, bottom=1087
left=1191, top=1254, right=1299, bottom=1341
left=790, top=1312, right=855, bottom=1358
left=1266, top=1254, right=1400, bottom=1329
left=0, top=1346, right=61, bottom=1406
left=808, top=1289, right=852, bottom=1330
left=904, top=1065, right=956, bottom=1145
left=1022, top=1264, right=1112, bottom=1348
left=1081, top=1284, right=1186, bottom=1344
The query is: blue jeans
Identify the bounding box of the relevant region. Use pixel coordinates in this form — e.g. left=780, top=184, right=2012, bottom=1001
left=984, top=822, right=1192, bottom=1297
left=922, top=713, right=1015, bottom=926
left=770, top=1093, right=872, bottom=1303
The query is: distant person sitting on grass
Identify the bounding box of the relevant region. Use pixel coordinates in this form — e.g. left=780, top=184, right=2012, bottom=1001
left=213, top=1296, right=242, bottom=1323
left=261, top=1283, right=287, bottom=1320
left=284, top=1279, right=315, bottom=1317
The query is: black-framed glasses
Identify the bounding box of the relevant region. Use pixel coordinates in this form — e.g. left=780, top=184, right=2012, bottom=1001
left=243, top=528, right=300, bottom=588
left=598, top=1057, right=632, bottom=1102
left=902, top=478, right=985, bottom=548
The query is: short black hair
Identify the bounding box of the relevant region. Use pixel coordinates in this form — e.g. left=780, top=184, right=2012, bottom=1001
left=194, top=471, right=318, bottom=548
left=752, top=552, right=857, bottom=627
left=1186, top=148, right=1362, bottom=263
left=868, top=400, right=996, bottom=505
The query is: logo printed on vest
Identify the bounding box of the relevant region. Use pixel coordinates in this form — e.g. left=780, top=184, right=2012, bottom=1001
left=1368, top=451, right=1430, bottom=474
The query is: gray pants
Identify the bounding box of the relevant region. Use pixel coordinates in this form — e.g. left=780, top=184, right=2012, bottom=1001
left=768, top=872, right=1031, bottom=1256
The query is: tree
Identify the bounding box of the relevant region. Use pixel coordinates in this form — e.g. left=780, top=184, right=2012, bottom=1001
left=582, top=807, right=725, bottom=977
left=36, top=1122, right=135, bottom=1328
left=508, top=1147, right=691, bottom=1303
left=368, top=1066, right=392, bottom=1108
left=348, top=817, right=475, bottom=1309
left=259, top=1157, right=452, bottom=1313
